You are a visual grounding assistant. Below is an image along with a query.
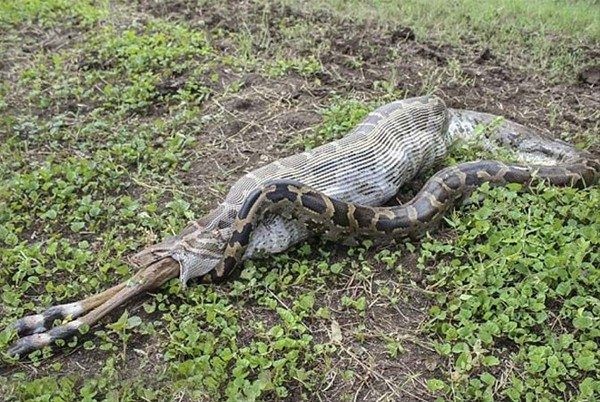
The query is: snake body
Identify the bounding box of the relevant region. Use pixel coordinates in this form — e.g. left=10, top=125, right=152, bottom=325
left=214, top=157, right=598, bottom=280
left=131, top=95, right=599, bottom=284
left=7, top=95, right=599, bottom=357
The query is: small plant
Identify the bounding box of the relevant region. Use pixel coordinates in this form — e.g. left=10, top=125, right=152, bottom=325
left=292, top=98, right=372, bottom=150
left=266, top=55, right=323, bottom=78
left=1, top=0, right=598, bottom=400
left=420, top=181, right=600, bottom=400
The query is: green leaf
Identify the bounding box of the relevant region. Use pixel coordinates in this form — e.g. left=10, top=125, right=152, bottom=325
left=43, top=209, right=58, bottom=219
left=505, top=386, right=521, bottom=401
left=296, top=293, right=315, bottom=311
left=579, top=378, right=599, bottom=398
left=330, top=263, right=343, bottom=274
left=505, top=183, right=522, bottom=192
left=482, top=355, right=500, bottom=367
left=573, top=315, right=593, bottom=330
left=126, top=315, right=142, bottom=329
left=575, top=350, right=597, bottom=371
left=426, top=379, right=446, bottom=392
left=70, top=221, right=85, bottom=232
left=480, top=372, right=495, bottom=385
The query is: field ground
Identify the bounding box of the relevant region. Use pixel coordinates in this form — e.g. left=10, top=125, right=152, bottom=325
left=0, top=0, right=599, bottom=401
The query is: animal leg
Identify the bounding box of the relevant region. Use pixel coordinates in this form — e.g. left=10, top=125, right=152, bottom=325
left=12, top=282, right=127, bottom=336
left=7, top=258, right=179, bottom=358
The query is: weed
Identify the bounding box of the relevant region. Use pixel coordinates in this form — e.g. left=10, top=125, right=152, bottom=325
left=0, top=0, right=598, bottom=400
left=420, top=183, right=600, bottom=400
left=294, top=98, right=372, bottom=150
left=289, top=0, right=599, bottom=81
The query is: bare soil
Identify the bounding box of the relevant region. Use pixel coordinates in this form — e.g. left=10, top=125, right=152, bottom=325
left=2, top=1, right=598, bottom=401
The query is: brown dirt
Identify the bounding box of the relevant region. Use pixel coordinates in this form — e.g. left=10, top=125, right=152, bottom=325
left=166, top=1, right=599, bottom=211
left=155, top=5, right=598, bottom=399
left=3, top=0, right=599, bottom=401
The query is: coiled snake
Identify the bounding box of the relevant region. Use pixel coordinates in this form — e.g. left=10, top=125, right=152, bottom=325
left=7, top=95, right=599, bottom=357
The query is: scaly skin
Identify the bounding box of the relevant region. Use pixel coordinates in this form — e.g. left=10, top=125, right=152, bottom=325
left=213, top=158, right=599, bottom=281
left=6, top=96, right=598, bottom=358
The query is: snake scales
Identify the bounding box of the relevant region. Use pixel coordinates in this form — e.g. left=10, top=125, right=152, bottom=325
left=7, top=95, right=599, bottom=357
left=132, top=95, right=599, bottom=283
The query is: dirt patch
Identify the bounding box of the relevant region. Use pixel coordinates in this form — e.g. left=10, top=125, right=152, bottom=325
left=155, top=5, right=597, bottom=399
left=3, top=0, right=599, bottom=400
left=578, top=65, right=600, bottom=85
left=179, top=0, right=597, bottom=160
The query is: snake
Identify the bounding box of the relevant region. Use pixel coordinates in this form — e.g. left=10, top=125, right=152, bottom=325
left=135, top=95, right=599, bottom=283
left=7, top=95, right=599, bottom=357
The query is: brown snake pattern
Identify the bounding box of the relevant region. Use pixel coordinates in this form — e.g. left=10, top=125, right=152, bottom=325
left=6, top=95, right=600, bottom=358
left=210, top=158, right=599, bottom=282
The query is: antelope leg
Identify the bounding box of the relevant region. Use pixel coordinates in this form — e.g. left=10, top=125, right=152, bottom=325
left=7, top=258, right=180, bottom=358
left=12, top=282, right=127, bottom=336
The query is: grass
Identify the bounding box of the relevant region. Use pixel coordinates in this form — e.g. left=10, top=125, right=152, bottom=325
left=0, top=0, right=109, bottom=27
left=0, top=0, right=599, bottom=400
left=289, top=0, right=600, bottom=81
left=296, top=0, right=600, bottom=40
